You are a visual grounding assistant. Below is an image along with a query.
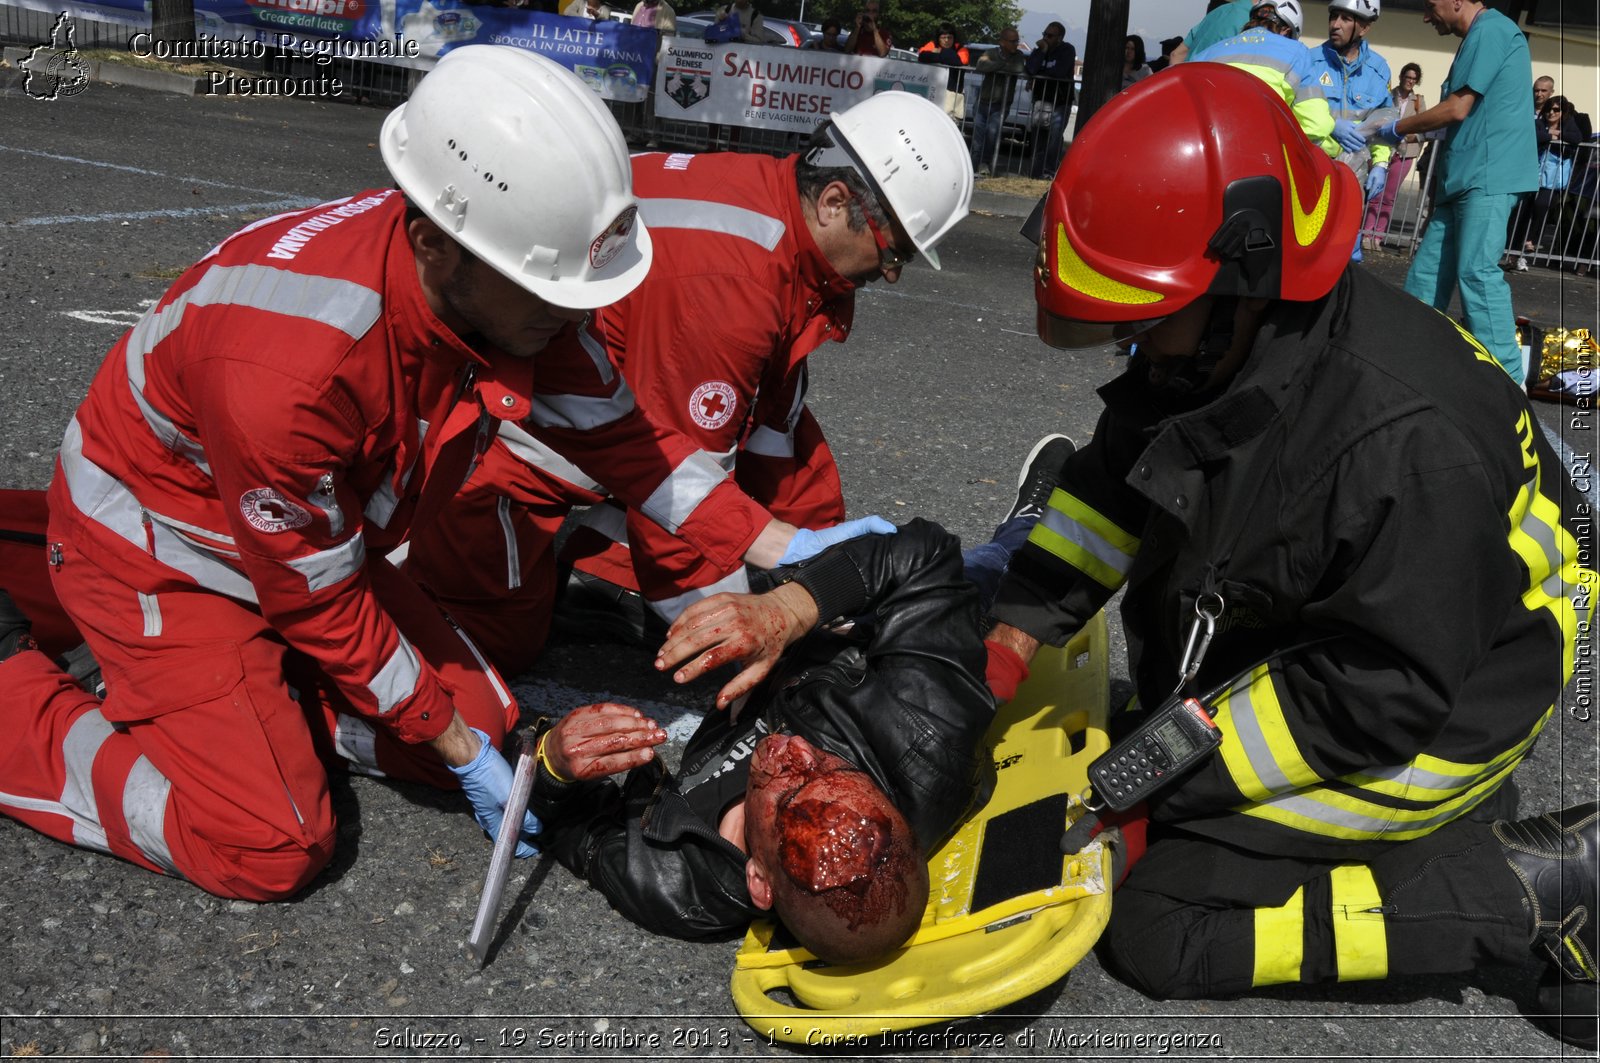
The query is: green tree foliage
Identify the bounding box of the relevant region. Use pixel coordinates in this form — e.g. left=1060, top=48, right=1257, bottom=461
left=760, top=0, right=1025, bottom=49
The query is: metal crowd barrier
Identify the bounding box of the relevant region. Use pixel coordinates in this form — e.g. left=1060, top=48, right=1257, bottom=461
left=1359, top=136, right=1599, bottom=275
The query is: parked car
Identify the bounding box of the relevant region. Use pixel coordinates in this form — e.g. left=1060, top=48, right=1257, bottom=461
left=673, top=10, right=810, bottom=46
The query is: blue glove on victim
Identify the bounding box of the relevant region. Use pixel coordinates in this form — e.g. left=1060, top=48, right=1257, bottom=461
left=778, top=516, right=897, bottom=566
left=1373, top=119, right=1403, bottom=146
left=1364, top=164, right=1388, bottom=201
left=1332, top=118, right=1367, bottom=153
left=448, top=727, right=541, bottom=858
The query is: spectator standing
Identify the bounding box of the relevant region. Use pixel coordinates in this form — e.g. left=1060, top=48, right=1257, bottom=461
left=1307, top=0, right=1392, bottom=261
left=716, top=0, right=764, bottom=42
left=562, top=0, right=611, bottom=17
left=1507, top=95, right=1583, bottom=270
left=969, top=26, right=1026, bottom=176
left=1121, top=35, right=1153, bottom=89
left=1192, top=1, right=1341, bottom=158
left=630, top=0, right=675, bottom=33
left=1362, top=62, right=1425, bottom=248
left=918, top=25, right=971, bottom=121
left=1026, top=22, right=1076, bottom=180
left=845, top=0, right=891, bottom=57
left=1533, top=74, right=1554, bottom=119
left=1376, top=0, right=1536, bottom=382
left=804, top=18, right=847, bottom=52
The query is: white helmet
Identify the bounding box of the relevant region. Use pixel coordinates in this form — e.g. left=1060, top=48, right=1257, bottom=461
left=1329, top=0, right=1379, bottom=21
left=811, top=91, right=973, bottom=269
left=1252, top=0, right=1303, bottom=36
left=380, top=46, right=651, bottom=309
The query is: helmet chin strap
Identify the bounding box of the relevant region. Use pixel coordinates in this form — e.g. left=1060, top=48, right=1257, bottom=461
left=1148, top=296, right=1239, bottom=397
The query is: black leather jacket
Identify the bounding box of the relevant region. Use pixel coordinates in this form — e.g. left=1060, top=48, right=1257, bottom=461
left=531, top=519, right=995, bottom=939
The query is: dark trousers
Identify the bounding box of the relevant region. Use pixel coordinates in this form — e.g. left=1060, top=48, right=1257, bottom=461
left=1101, top=801, right=1531, bottom=999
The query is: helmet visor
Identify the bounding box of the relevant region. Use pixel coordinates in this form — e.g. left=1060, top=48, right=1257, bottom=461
left=1038, top=309, right=1170, bottom=351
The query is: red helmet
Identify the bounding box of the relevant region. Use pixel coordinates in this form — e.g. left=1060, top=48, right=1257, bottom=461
left=1035, top=64, right=1360, bottom=349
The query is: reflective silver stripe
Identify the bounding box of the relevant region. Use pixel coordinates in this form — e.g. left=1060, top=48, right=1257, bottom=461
left=59, top=420, right=258, bottom=602
left=640, top=451, right=728, bottom=535
left=368, top=635, right=421, bottom=714
left=147, top=520, right=257, bottom=601
left=498, top=421, right=603, bottom=494
left=1520, top=476, right=1564, bottom=577
left=123, top=263, right=383, bottom=475
left=1363, top=761, right=1480, bottom=791
left=1036, top=506, right=1137, bottom=580
left=529, top=377, right=637, bottom=431
left=123, top=755, right=176, bottom=874
left=332, top=712, right=386, bottom=776
left=447, top=618, right=514, bottom=710
left=365, top=419, right=429, bottom=529
left=138, top=592, right=162, bottom=637
left=1223, top=682, right=1297, bottom=796
left=286, top=535, right=366, bottom=593
left=1252, top=788, right=1481, bottom=836
left=648, top=567, right=750, bottom=622
left=745, top=425, right=795, bottom=458
left=576, top=325, right=615, bottom=387
left=577, top=502, right=630, bottom=546
left=637, top=197, right=786, bottom=251
left=60, top=708, right=115, bottom=853
left=148, top=509, right=235, bottom=548
left=497, top=496, right=522, bottom=592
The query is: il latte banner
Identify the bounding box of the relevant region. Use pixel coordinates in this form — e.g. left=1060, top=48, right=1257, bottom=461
left=655, top=41, right=946, bottom=132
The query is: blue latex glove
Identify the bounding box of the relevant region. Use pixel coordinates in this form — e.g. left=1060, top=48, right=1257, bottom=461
left=448, top=727, right=541, bottom=858
left=1364, top=164, right=1388, bottom=201
left=1332, top=118, right=1366, bottom=153
left=1373, top=119, right=1403, bottom=146
left=778, top=516, right=896, bottom=566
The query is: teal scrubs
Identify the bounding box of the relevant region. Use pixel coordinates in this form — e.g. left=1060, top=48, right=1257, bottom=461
left=1183, top=0, right=1252, bottom=59
left=1403, top=7, right=1536, bottom=381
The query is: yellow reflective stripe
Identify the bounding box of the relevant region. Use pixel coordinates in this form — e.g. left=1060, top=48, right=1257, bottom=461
left=1252, top=886, right=1306, bottom=987
left=1054, top=222, right=1164, bottom=306
left=1214, top=665, right=1321, bottom=803
left=1282, top=144, right=1331, bottom=246
left=1445, top=316, right=1504, bottom=371
left=1026, top=488, right=1140, bottom=590
left=1330, top=865, right=1388, bottom=981
left=1506, top=409, right=1593, bottom=682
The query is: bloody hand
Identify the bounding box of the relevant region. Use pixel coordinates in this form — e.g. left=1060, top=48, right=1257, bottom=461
left=545, top=702, right=666, bottom=781
left=656, top=582, right=820, bottom=709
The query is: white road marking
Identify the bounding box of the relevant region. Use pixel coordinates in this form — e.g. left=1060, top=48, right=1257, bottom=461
left=15, top=199, right=320, bottom=227
left=62, top=299, right=158, bottom=327
left=0, top=143, right=308, bottom=197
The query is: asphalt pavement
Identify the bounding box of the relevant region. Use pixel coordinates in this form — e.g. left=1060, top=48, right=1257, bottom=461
left=1, top=68, right=1598, bottom=1062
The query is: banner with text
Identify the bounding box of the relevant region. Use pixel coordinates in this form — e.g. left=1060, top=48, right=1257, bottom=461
left=653, top=41, right=945, bottom=133
left=9, top=0, right=659, bottom=99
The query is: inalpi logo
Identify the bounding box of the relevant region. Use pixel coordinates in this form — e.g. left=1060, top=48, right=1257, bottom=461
left=246, top=0, right=365, bottom=17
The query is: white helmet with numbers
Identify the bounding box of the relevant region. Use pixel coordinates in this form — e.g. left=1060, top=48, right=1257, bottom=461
left=809, top=91, right=973, bottom=270
left=380, top=45, right=652, bottom=309
left=1329, top=0, right=1380, bottom=20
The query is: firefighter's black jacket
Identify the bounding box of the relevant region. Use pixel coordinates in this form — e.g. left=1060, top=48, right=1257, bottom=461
left=995, top=267, right=1593, bottom=859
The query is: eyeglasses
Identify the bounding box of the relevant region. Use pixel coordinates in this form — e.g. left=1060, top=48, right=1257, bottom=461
left=852, top=191, right=915, bottom=273
left=1001, top=36, right=1020, bottom=43
left=1043, top=30, right=1061, bottom=38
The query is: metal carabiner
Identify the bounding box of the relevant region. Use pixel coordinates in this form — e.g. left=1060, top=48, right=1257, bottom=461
left=1174, top=591, right=1225, bottom=692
